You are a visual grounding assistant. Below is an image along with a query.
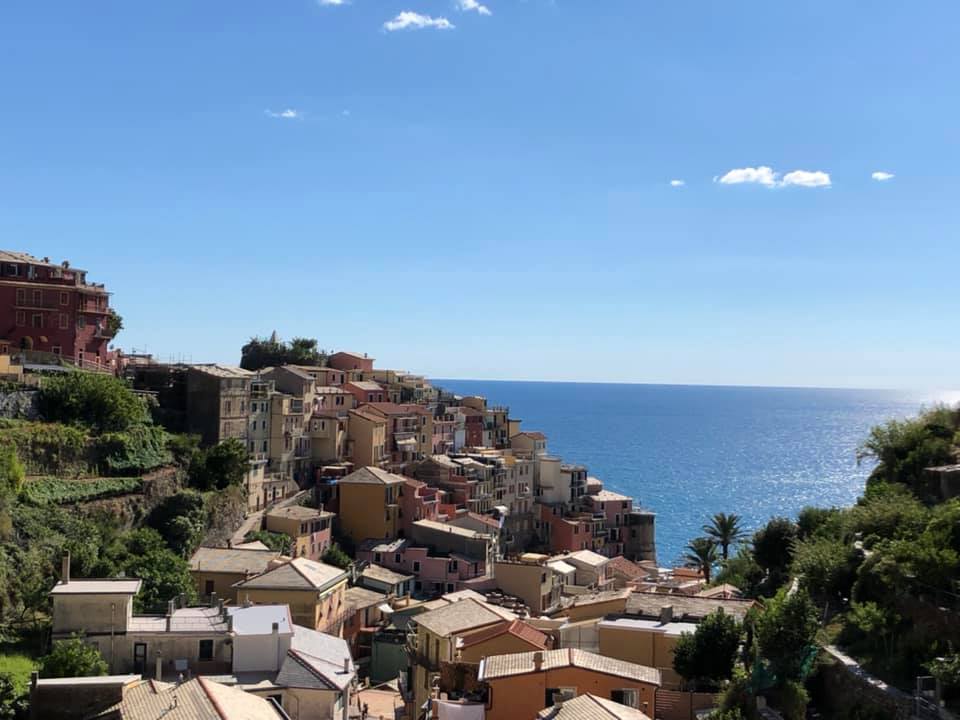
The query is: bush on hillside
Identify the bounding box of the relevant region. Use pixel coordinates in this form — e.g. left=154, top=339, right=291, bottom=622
left=673, top=610, right=742, bottom=690
left=189, top=439, right=248, bottom=491
left=38, top=635, right=108, bottom=678
left=37, top=372, right=149, bottom=433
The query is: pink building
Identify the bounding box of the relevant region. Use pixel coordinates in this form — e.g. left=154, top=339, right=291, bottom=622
left=399, top=478, right=444, bottom=536
left=344, top=380, right=386, bottom=405
left=539, top=504, right=605, bottom=555
left=328, top=351, right=375, bottom=373
left=357, top=539, right=493, bottom=596
left=583, top=490, right=634, bottom=558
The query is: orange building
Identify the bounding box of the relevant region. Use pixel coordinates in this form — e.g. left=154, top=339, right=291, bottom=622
left=478, top=648, right=660, bottom=720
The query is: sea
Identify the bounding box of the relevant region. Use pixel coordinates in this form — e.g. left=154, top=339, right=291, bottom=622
left=434, top=380, right=959, bottom=564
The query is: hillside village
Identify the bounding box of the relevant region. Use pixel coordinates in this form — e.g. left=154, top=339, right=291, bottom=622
left=0, top=250, right=958, bottom=720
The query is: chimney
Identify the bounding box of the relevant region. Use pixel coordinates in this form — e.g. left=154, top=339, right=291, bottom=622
left=533, top=651, right=543, bottom=672
left=227, top=614, right=234, bottom=632
left=218, top=598, right=225, bottom=615
left=30, top=671, right=38, bottom=691
left=210, top=592, right=218, bottom=608
left=272, top=621, right=279, bottom=635
left=659, top=605, right=673, bottom=624
left=155, top=651, right=163, bottom=681
left=343, top=658, right=350, bottom=673
left=61, top=552, right=70, bottom=585
left=227, top=539, right=233, bottom=549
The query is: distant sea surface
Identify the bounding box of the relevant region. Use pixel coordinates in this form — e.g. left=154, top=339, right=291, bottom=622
left=434, top=380, right=958, bottom=564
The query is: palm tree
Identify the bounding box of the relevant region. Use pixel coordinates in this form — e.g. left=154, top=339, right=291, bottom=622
left=684, top=537, right=719, bottom=584
left=703, top=512, right=746, bottom=560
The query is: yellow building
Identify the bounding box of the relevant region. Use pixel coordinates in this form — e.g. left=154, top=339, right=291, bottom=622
left=189, top=546, right=281, bottom=602
left=457, top=618, right=550, bottom=663
left=233, top=557, right=349, bottom=635
left=347, top=409, right=388, bottom=469
left=337, top=466, right=406, bottom=544
left=265, top=505, right=335, bottom=562
left=598, top=616, right=696, bottom=689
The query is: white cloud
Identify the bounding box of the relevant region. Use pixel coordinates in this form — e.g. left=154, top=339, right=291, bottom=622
left=716, top=166, right=778, bottom=187
left=318, top=0, right=347, bottom=5
left=384, top=11, right=455, bottom=31
left=265, top=109, right=301, bottom=119
left=781, top=169, right=831, bottom=188
left=670, top=180, right=685, bottom=187
left=871, top=171, right=895, bottom=182
left=457, top=0, right=492, bottom=15
left=715, top=166, right=830, bottom=189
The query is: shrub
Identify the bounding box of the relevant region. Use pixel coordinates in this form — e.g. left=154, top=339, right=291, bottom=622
left=673, top=610, right=742, bottom=690
left=189, top=439, right=248, bottom=491
left=755, top=587, right=819, bottom=681
left=770, top=679, right=808, bottom=720
left=245, top=530, right=291, bottom=554
left=38, top=635, right=108, bottom=678
left=94, top=424, right=172, bottom=475
left=20, top=477, right=142, bottom=506
left=322, top=544, right=352, bottom=570
left=37, top=372, right=148, bottom=433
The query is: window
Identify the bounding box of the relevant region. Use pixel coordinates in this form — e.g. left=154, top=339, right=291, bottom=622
left=59, top=291, right=68, bottom=306
left=611, top=689, right=639, bottom=708
left=413, top=561, right=421, bottom=572
left=199, top=639, right=214, bottom=661
left=546, top=688, right=577, bottom=706
left=205, top=580, right=215, bottom=595
left=446, top=583, right=454, bottom=593
left=15, top=289, right=24, bottom=305
left=31, top=313, right=43, bottom=328
left=77, top=315, right=85, bottom=328
left=59, top=313, right=68, bottom=329
left=395, top=553, right=401, bottom=564
left=374, top=552, right=381, bottom=563
left=32, top=289, right=41, bottom=305
left=15, top=311, right=24, bottom=327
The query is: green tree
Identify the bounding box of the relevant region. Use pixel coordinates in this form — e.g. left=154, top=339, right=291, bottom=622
left=704, top=513, right=746, bottom=560
left=147, top=492, right=207, bottom=557
left=245, top=530, right=291, bottom=554
left=848, top=601, right=899, bottom=657
left=38, top=635, right=108, bottom=678
left=791, top=536, right=858, bottom=608
left=105, top=310, right=123, bottom=338
left=755, top=586, right=819, bottom=681
left=118, top=528, right=197, bottom=612
left=190, top=439, right=248, bottom=491
left=796, top=506, right=842, bottom=540
left=240, top=335, right=326, bottom=371
left=751, top=517, right=798, bottom=590
left=858, top=406, right=958, bottom=500
left=684, top=537, right=719, bottom=583
left=322, top=544, right=352, bottom=570
left=672, top=610, right=742, bottom=690
left=0, top=672, right=28, bottom=720
left=37, top=372, right=149, bottom=433
left=714, top=547, right=765, bottom=598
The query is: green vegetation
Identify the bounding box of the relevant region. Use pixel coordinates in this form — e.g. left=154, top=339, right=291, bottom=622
left=37, top=634, right=108, bottom=678
left=245, top=530, right=290, bottom=554
left=188, top=438, right=248, bottom=491
left=240, top=335, right=327, bottom=371
left=147, top=491, right=208, bottom=558
left=673, top=610, right=741, bottom=690
left=0, top=654, right=35, bottom=695
left=0, top=671, right=29, bottom=719
left=105, top=310, right=123, bottom=339
left=37, top=372, right=149, bottom=433
left=683, top=537, right=719, bottom=583
left=704, top=512, right=746, bottom=560
left=322, top=543, right=352, bottom=570
left=20, top=476, right=142, bottom=506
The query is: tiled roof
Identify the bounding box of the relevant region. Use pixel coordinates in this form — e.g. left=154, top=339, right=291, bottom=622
left=50, top=579, right=142, bottom=596
left=339, top=466, right=407, bottom=486
left=187, top=364, right=253, bottom=379
left=413, top=599, right=504, bottom=638
left=266, top=505, right=333, bottom=521
left=538, top=693, right=653, bottom=720
left=478, top=648, right=661, bottom=686
left=359, top=538, right=407, bottom=554
left=91, top=676, right=283, bottom=719
left=345, top=586, right=388, bottom=611
left=361, top=564, right=413, bottom=585
left=568, top=589, right=631, bottom=608
left=232, top=540, right=271, bottom=551
left=413, top=519, right=488, bottom=539
left=696, top=584, right=744, bottom=599
left=459, top=619, right=549, bottom=650
left=189, top=547, right=279, bottom=575
left=362, top=402, right=429, bottom=416
left=234, top=558, right=347, bottom=593
left=349, top=408, right=387, bottom=425
left=625, top=591, right=756, bottom=622
left=606, top=556, right=648, bottom=580
left=277, top=625, right=355, bottom=691
left=347, top=381, right=383, bottom=391
left=591, top=490, right=633, bottom=502
left=564, top=550, right=609, bottom=568
left=512, top=431, right=546, bottom=440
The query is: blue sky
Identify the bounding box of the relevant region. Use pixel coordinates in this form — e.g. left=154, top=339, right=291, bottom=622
left=1, top=1, right=958, bottom=389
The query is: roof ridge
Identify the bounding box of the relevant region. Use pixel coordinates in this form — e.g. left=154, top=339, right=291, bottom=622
left=287, top=649, right=339, bottom=689
left=197, top=677, right=228, bottom=720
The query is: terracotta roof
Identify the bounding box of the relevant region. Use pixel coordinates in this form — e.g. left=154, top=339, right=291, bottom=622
left=329, top=351, right=370, bottom=360
left=349, top=408, right=387, bottom=425
left=512, top=431, right=546, bottom=440
left=696, top=584, right=744, bottom=599
left=563, top=550, right=609, bottom=568
left=361, top=564, right=413, bottom=586
left=346, top=380, right=384, bottom=391
left=538, top=693, right=653, bottom=720
left=187, top=364, right=253, bottom=379
left=607, top=556, right=648, bottom=581
left=340, top=466, right=406, bottom=486
left=459, top=619, right=549, bottom=650
left=234, top=558, right=347, bottom=593
left=567, top=588, right=631, bottom=608
left=413, top=599, right=504, bottom=637
left=345, top=586, right=388, bottom=611
left=479, top=648, right=661, bottom=686
left=362, top=402, right=430, bottom=416
left=625, top=591, right=756, bottom=622
left=91, top=677, right=284, bottom=719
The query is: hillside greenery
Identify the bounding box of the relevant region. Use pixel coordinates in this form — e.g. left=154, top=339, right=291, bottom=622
left=240, top=335, right=327, bottom=371
left=19, top=477, right=143, bottom=506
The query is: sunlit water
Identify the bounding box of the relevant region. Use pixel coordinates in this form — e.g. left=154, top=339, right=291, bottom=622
left=435, top=381, right=956, bottom=563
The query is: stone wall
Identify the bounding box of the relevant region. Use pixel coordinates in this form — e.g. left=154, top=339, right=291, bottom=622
left=811, top=647, right=914, bottom=720
left=76, top=466, right=183, bottom=528
left=0, top=390, right=39, bottom=420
